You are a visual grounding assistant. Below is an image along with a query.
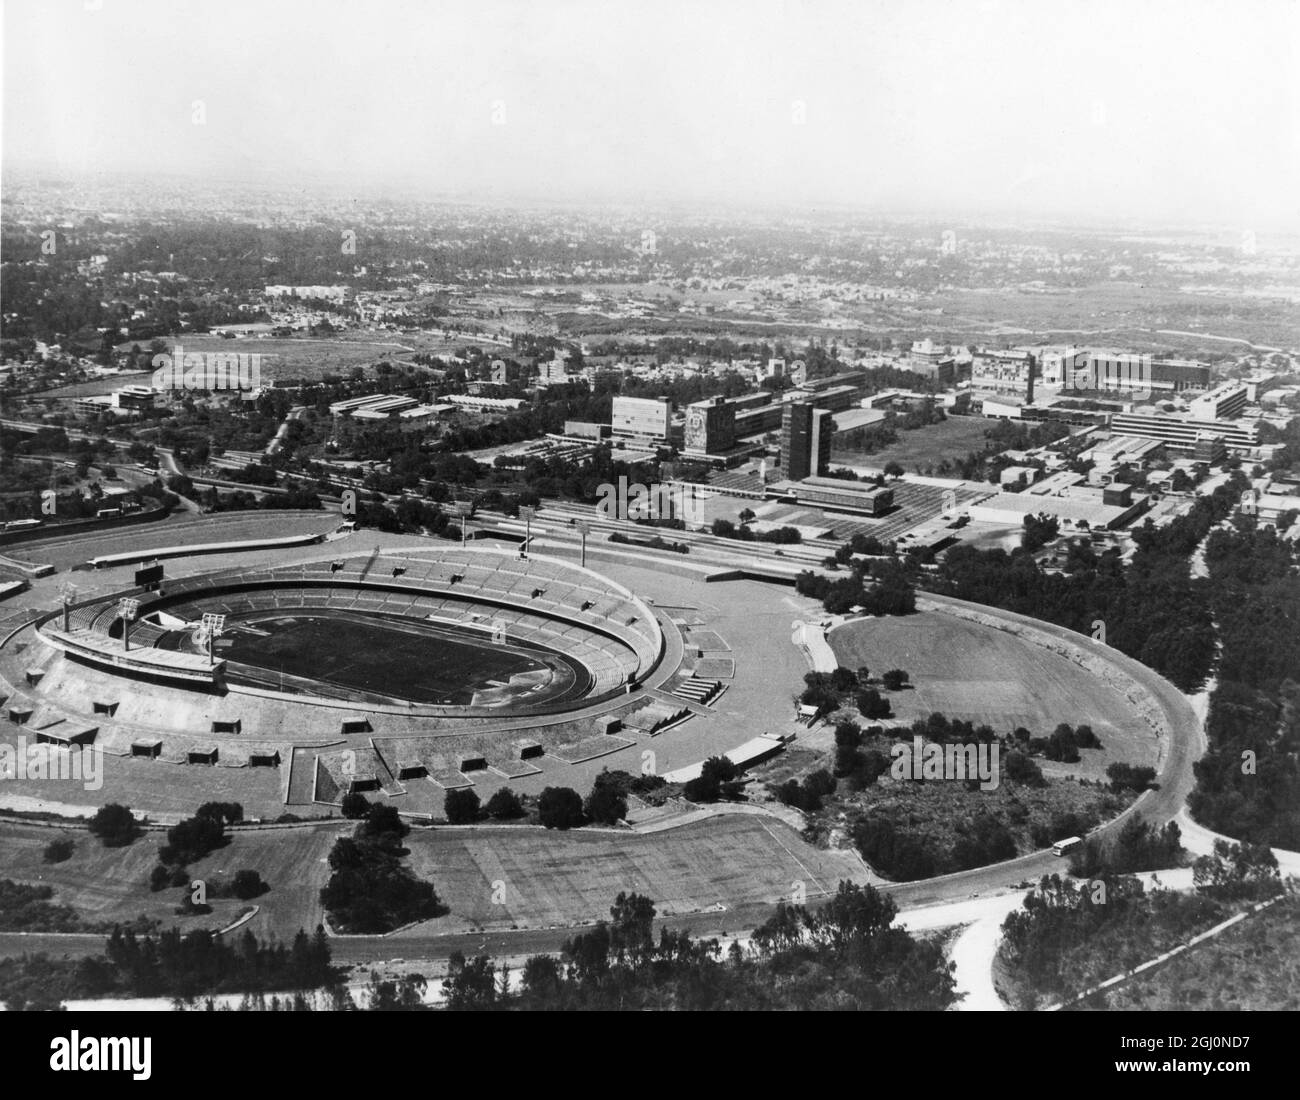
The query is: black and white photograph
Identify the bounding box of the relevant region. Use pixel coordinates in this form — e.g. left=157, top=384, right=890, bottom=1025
left=0, top=0, right=1296, bottom=1068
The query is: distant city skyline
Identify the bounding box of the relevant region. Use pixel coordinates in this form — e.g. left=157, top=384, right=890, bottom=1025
left=3, top=0, right=1298, bottom=229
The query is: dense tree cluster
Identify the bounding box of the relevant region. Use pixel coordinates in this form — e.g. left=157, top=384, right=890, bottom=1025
left=1190, top=521, right=1300, bottom=847
left=319, top=806, right=444, bottom=932
left=1068, top=818, right=1183, bottom=877
left=433, top=884, right=955, bottom=1011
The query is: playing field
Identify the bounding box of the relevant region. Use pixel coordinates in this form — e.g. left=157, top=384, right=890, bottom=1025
left=207, top=611, right=585, bottom=706
left=397, top=815, right=868, bottom=934
left=827, top=610, right=1157, bottom=778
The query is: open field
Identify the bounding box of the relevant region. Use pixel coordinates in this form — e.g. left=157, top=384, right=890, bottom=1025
left=0, top=820, right=343, bottom=941
left=0, top=813, right=865, bottom=943
left=397, top=815, right=867, bottom=934
left=919, top=282, right=1300, bottom=351
left=827, top=610, right=1157, bottom=778
left=832, top=415, right=997, bottom=474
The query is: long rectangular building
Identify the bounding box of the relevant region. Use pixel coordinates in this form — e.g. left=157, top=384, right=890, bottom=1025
left=1110, top=410, right=1259, bottom=452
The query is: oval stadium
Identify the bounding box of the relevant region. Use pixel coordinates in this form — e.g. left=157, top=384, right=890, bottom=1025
left=44, top=549, right=662, bottom=715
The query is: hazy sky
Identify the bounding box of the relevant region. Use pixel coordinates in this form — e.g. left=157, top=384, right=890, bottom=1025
left=3, top=0, right=1297, bottom=226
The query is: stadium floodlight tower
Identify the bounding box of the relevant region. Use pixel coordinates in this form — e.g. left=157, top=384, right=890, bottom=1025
left=196, top=612, right=227, bottom=665
left=575, top=519, right=590, bottom=568
left=60, top=583, right=78, bottom=631
left=116, top=597, right=139, bottom=652
left=455, top=501, right=474, bottom=546
left=519, top=505, right=536, bottom=559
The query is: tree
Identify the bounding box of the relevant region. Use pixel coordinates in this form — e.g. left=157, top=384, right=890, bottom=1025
left=442, top=952, right=498, bottom=1010
left=341, top=792, right=371, bottom=819
left=160, top=812, right=227, bottom=865
left=584, top=783, right=628, bottom=826
left=855, top=688, right=892, bottom=720
left=196, top=801, right=243, bottom=826
left=444, top=788, right=481, bottom=825
left=883, top=461, right=904, bottom=478
left=608, top=891, right=657, bottom=960
left=881, top=669, right=910, bottom=691
left=484, top=788, right=524, bottom=820
left=42, top=837, right=74, bottom=864
left=538, top=787, right=585, bottom=830
left=89, top=804, right=138, bottom=848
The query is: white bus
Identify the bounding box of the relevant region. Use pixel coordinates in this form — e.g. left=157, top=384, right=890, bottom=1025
left=1052, top=836, right=1083, bottom=857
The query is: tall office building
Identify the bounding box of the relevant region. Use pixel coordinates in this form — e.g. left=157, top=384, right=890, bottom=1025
left=780, top=402, right=834, bottom=481
left=683, top=396, right=736, bottom=455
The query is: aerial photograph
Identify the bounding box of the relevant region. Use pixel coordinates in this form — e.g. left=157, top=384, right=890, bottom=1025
left=0, top=0, right=1296, bottom=1074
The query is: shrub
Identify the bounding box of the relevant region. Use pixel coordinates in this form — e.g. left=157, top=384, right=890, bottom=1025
left=42, top=838, right=75, bottom=864
left=231, top=869, right=268, bottom=900
left=149, top=864, right=171, bottom=892
left=1106, top=762, right=1158, bottom=793
left=443, top=788, right=482, bottom=825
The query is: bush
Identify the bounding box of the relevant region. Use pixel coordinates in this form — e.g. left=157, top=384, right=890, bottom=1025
left=42, top=838, right=75, bottom=864
left=149, top=863, right=171, bottom=892
left=89, top=804, right=138, bottom=848
left=443, top=788, right=481, bottom=825
left=538, top=787, right=585, bottom=830
left=1106, top=762, right=1158, bottom=793
left=484, top=788, right=524, bottom=820
left=231, top=869, right=268, bottom=900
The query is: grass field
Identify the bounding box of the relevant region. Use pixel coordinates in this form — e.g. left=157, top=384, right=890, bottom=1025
left=832, top=416, right=995, bottom=473
left=0, top=813, right=867, bottom=943
left=214, top=612, right=577, bottom=706
left=827, top=610, right=1156, bottom=779
left=0, top=821, right=344, bottom=941
left=396, top=815, right=868, bottom=934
